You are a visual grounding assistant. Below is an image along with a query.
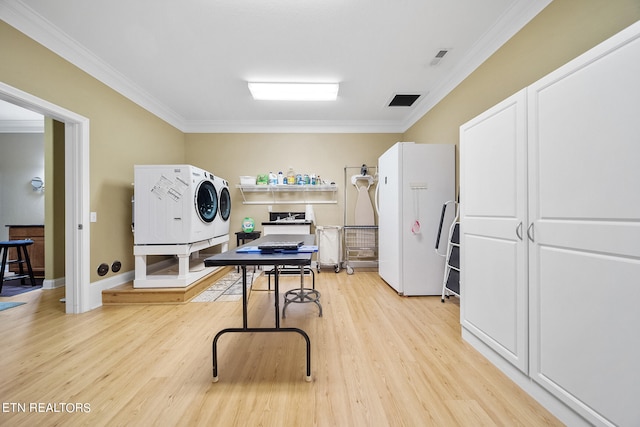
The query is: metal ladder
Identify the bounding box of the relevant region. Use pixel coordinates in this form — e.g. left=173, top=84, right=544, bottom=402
left=435, top=201, right=460, bottom=303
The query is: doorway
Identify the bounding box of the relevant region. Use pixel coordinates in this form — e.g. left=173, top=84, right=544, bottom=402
left=0, top=82, right=90, bottom=314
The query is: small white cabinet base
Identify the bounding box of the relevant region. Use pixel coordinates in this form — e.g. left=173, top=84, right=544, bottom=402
left=262, top=223, right=311, bottom=236
left=133, top=235, right=229, bottom=288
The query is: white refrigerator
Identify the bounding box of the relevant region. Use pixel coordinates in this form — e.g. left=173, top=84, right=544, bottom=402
left=376, top=142, right=454, bottom=295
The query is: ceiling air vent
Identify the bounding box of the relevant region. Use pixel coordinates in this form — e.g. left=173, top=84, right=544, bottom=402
left=388, top=94, right=421, bottom=107
left=430, top=49, right=449, bottom=66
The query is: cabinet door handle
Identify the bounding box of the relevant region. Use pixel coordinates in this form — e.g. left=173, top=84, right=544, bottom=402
left=516, top=222, right=523, bottom=240
left=527, top=223, right=535, bottom=242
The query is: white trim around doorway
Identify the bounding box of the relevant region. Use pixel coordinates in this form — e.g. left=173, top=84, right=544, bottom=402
left=0, top=82, right=90, bottom=314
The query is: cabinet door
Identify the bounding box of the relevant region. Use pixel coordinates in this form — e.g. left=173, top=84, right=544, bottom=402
left=460, top=89, right=529, bottom=373
left=528, top=23, right=640, bottom=427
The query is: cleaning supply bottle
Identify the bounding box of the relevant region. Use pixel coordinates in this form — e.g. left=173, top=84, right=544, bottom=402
left=277, top=171, right=284, bottom=185
left=268, top=172, right=277, bottom=186
left=287, top=167, right=296, bottom=185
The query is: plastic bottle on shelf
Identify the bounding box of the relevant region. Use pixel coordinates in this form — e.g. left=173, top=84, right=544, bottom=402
left=287, top=167, right=296, bottom=185
left=277, top=171, right=284, bottom=185
left=268, top=172, right=277, bottom=185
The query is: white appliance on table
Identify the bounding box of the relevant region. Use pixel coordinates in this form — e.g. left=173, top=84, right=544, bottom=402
left=212, top=174, right=231, bottom=238
left=261, top=212, right=313, bottom=277
left=133, top=164, right=231, bottom=288
left=375, top=142, right=454, bottom=295
left=134, top=164, right=228, bottom=244
left=262, top=212, right=311, bottom=235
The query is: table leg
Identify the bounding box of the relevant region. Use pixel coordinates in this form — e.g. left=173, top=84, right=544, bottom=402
left=16, top=246, right=25, bottom=285
left=241, top=265, right=248, bottom=328
left=0, top=248, right=7, bottom=292
left=236, top=236, right=241, bottom=272
left=212, top=326, right=311, bottom=382
left=274, top=265, right=280, bottom=328
left=212, top=263, right=312, bottom=382
left=21, top=246, right=37, bottom=286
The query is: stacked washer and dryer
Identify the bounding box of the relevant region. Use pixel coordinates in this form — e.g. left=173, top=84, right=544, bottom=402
left=133, top=165, right=231, bottom=288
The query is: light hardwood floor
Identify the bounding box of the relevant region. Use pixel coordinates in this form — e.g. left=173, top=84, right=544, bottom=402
left=0, top=271, right=561, bottom=426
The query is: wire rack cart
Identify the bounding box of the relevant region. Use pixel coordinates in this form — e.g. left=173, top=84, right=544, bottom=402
left=342, top=225, right=378, bottom=275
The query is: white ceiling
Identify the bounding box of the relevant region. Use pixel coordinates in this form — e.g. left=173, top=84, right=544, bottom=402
left=1, top=0, right=551, bottom=133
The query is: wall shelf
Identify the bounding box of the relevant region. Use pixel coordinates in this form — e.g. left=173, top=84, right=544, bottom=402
left=236, top=184, right=338, bottom=205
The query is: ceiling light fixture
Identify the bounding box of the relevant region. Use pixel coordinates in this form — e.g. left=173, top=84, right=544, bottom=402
left=248, top=82, right=339, bottom=101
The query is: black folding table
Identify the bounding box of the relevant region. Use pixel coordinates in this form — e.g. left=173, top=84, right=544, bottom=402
left=203, top=234, right=316, bottom=382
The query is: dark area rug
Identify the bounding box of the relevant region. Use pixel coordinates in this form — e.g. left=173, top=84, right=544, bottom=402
left=0, top=278, right=43, bottom=297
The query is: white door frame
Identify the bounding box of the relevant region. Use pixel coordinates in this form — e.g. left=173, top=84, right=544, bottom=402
left=0, top=82, right=90, bottom=314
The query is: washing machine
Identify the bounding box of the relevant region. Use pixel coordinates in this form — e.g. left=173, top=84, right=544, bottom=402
left=213, top=174, right=231, bottom=237
left=134, top=164, right=222, bottom=245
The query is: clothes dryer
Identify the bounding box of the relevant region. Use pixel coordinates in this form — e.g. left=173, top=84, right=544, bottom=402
left=213, top=175, right=231, bottom=237
left=134, top=165, right=220, bottom=245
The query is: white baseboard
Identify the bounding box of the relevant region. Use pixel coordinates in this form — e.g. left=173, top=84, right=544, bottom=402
left=88, top=258, right=176, bottom=310
left=43, top=277, right=65, bottom=289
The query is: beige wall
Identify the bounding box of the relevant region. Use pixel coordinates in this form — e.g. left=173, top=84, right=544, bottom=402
left=2, top=0, right=639, bottom=284
left=0, top=21, right=185, bottom=281
left=44, top=118, right=66, bottom=280
left=185, top=133, right=400, bottom=245
left=404, top=0, right=640, bottom=194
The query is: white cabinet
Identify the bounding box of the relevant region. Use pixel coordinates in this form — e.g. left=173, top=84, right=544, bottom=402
left=460, top=89, right=529, bottom=374
left=461, top=21, right=640, bottom=427
left=527, top=22, right=640, bottom=427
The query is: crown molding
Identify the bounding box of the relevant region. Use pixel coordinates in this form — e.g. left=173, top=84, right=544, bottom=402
left=0, top=119, right=44, bottom=133
left=0, top=0, right=186, bottom=130
left=182, top=119, right=405, bottom=134
left=401, top=0, right=553, bottom=132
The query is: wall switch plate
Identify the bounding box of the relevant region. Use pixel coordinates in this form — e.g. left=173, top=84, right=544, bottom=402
left=90, top=212, right=97, bottom=222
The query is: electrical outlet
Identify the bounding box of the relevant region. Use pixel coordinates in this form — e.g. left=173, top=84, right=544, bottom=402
left=97, top=263, right=109, bottom=276
left=111, top=260, right=121, bottom=273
